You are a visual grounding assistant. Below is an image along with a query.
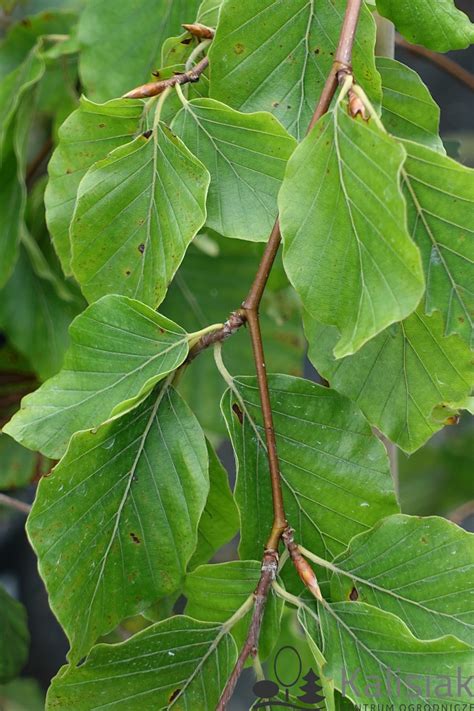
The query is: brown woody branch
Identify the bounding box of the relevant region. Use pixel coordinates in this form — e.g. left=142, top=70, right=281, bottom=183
left=216, top=550, right=278, bottom=711
left=217, top=1, right=364, bottom=706
left=396, top=36, right=474, bottom=92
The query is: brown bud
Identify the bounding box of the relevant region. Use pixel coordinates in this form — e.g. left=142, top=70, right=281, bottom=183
left=182, top=22, right=215, bottom=39
left=348, top=89, right=368, bottom=120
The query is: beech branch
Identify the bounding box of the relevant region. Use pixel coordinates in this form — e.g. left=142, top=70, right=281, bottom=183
left=396, top=36, right=474, bottom=92
left=217, top=1, right=364, bottom=706
left=123, top=6, right=364, bottom=706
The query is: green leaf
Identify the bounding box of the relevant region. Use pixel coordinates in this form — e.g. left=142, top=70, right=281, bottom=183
left=304, top=307, right=474, bottom=453
left=377, top=57, right=444, bottom=152
left=329, top=514, right=473, bottom=645
left=0, top=678, right=44, bottom=711
left=221, top=374, right=399, bottom=566
left=189, top=440, right=239, bottom=569
left=4, top=295, right=189, bottom=458
left=197, top=0, right=222, bottom=25
left=78, top=0, right=202, bottom=102
left=185, top=560, right=283, bottom=659
left=0, top=245, right=82, bottom=381
left=376, top=0, right=474, bottom=52
left=0, top=82, right=38, bottom=287
left=70, top=123, right=210, bottom=307
left=279, top=100, right=424, bottom=358
left=162, top=236, right=305, bottom=438
left=0, top=43, right=43, bottom=155
left=46, top=616, right=236, bottom=709
left=208, top=0, right=381, bottom=141
left=45, top=97, right=146, bottom=274
left=27, top=385, right=209, bottom=662
left=172, top=98, right=296, bottom=241
left=401, top=140, right=474, bottom=347
left=0, top=587, right=29, bottom=684
left=0, top=434, right=39, bottom=489
left=318, top=601, right=473, bottom=706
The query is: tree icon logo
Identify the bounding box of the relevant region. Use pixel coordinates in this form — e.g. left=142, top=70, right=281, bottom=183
left=252, top=646, right=325, bottom=709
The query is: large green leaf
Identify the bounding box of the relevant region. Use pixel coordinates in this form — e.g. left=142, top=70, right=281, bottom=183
left=46, top=616, right=236, bottom=709
left=70, top=123, right=210, bottom=307
left=0, top=434, right=39, bottom=489
left=162, top=236, right=305, bottom=438
left=328, top=514, right=473, bottom=645
left=0, top=245, right=82, bottom=381
left=45, top=97, right=146, bottom=274
left=0, top=80, right=39, bottom=287
left=189, top=440, right=239, bottom=569
left=78, top=0, right=202, bottom=101
left=0, top=587, right=29, bottom=684
left=185, top=560, right=283, bottom=659
left=222, top=374, right=399, bottom=566
left=377, top=57, right=443, bottom=152
left=401, top=140, right=474, bottom=347
left=172, top=98, right=296, bottom=241
left=376, top=0, right=474, bottom=51
left=305, top=307, right=473, bottom=453
left=279, top=100, right=424, bottom=358
left=208, top=0, right=380, bottom=141
left=27, top=386, right=209, bottom=662
left=197, top=0, right=222, bottom=25
left=318, top=602, right=473, bottom=706
left=4, top=295, right=189, bottom=458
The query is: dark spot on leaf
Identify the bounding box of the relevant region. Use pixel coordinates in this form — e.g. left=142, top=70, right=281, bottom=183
left=272, top=101, right=280, bottom=108
left=181, top=37, right=192, bottom=45
left=287, top=105, right=291, bottom=109
left=314, top=47, right=320, bottom=54
left=129, top=532, right=140, bottom=544
left=349, top=587, right=359, bottom=601
left=138, top=243, right=145, bottom=254
left=458, top=316, right=465, bottom=323
left=158, top=327, right=165, bottom=334
left=152, top=70, right=160, bottom=78
left=232, top=403, right=243, bottom=424
left=98, top=123, right=106, bottom=128
left=234, top=42, right=245, bottom=54
left=125, top=270, right=131, bottom=276
left=420, top=536, right=428, bottom=544
left=142, top=129, right=152, bottom=139
left=66, top=168, right=72, bottom=174
left=168, top=689, right=181, bottom=703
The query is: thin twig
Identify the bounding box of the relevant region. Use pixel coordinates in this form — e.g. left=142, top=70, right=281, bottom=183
left=216, top=550, right=278, bottom=711
left=123, top=55, right=211, bottom=99
left=0, top=493, right=32, bottom=515
left=396, top=36, right=474, bottom=92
